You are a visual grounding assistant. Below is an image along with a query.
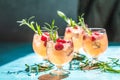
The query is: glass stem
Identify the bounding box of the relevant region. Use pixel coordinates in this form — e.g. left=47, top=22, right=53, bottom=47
left=92, top=57, right=98, bottom=64
left=57, top=66, right=63, bottom=71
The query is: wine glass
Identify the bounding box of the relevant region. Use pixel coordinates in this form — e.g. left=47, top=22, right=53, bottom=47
left=83, top=28, right=108, bottom=64
left=64, top=26, right=84, bottom=53
left=71, top=27, right=84, bottom=53
left=33, top=30, right=49, bottom=60
left=47, top=36, right=74, bottom=76
left=32, top=30, right=58, bottom=67
left=64, top=26, right=84, bottom=70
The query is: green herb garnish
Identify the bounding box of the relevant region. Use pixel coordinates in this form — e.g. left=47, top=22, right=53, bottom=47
left=94, top=61, right=120, bottom=73
left=24, top=54, right=120, bottom=73
left=17, top=16, right=42, bottom=35
left=57, top=10, right=77, bottom=27
left=43, top=20, right=58, bottom=42
left=25, top=63, right=53, bottom=72
left=108, top=57, right=120, bottom=67
left=73, top=54, right=120, bottom=73
left=78, top=14, right=92, bottom=36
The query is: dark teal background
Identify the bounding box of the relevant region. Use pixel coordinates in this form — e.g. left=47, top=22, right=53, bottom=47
left=0, top=0, right=78, bottom=42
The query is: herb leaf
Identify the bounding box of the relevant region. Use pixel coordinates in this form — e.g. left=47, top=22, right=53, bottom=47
left=57, top=10, right=67, bottom=22
left=17, top=16, right=42, bottom=35
left=78, top=14, right=92, bottom=36
left=73, top=54, right=120, bottom=73
left=43, top=20, right=58, bottom=42
left=57, top=10, right=77, bottom=27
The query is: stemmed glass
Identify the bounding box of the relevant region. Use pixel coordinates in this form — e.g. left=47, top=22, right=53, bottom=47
left=64, top=26, right=84, bottom=70
left=57, top=11, right=84, bottom=70
left=57, top=10, right=84, bottom=53
left=33, top=30, right=58, bottom=64
left=31, top=30, right=58, bottom=76
left=47, top=36, right=74, bottom=76
left=64, top=26, right=84, bottom=53
left=83, top=28, right=108, bottom=64
left=17, top=17, right=59, bottom=76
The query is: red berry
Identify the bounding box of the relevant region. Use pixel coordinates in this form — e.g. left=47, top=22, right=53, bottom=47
left=41, top=35, right=47, bottom=41
left=66, top=27, right=72, bottom=33
left=67, top=29, right=71, bottom=33
left=55, top=42, right=64, bottom=50
left=56, top=38, right=66, bottom=43
left=94, top=32, right=100, bottom=35
left=91, top=31, right=101, bottom=41
left=91, top=35, right=96, bottom=41
left=44, top=32, right=50, bottom=36
left=74, top=26, right=78, bottom=29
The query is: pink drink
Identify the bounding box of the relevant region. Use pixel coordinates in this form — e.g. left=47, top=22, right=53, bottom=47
left=47, top=37, right=74, bottom=66
left=64, top=26, right=84, bottom=53
left=33, top=32, right=49, bottom=59
left=83, top=28, right=108, bottom=58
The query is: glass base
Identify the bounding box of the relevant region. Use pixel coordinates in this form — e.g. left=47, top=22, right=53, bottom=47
left=50, top=69, right=70, bottom=76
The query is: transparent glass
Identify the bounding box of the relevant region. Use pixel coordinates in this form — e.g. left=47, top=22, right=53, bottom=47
left=32, top=30, right=58, bottom=66
left=64, top=26, right=84, bottom=53
left=83, top=28, right=108, bottom=63
left=64, top=26, right=84, bottom=70
left=33, top=30, right=48, bottom=60
left=47, top=36, right=74, bottom=76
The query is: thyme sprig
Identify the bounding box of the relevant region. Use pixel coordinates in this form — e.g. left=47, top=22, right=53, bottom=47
left=57, top=10, right=77, bottom=27
left=43, top=20, right=58, bottom=42
left=78, top=14, right=92, bottom=36
left=17, top=16, right=42, bottom=35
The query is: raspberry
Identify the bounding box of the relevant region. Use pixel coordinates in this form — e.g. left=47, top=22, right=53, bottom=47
left=44, top=32, right=50, bottom=36
left=66, top=27, right=72, bottom=33
left=67, top=29, right=71, bottom=33
left=55, top=42, right=64, bottom=50
left=91, top=35, right=96, bottom=41
left=56, top=38, right=66, bottom=43
left=74, top=26, right=78, bottom=29
left=41, top=35, right=47, bottom=41
left=93, top=32, right=100, bottom=35
left=91, top=31, right=101, bottom=41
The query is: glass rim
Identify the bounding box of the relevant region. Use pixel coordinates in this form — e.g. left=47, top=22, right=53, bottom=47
left=89, top=27, right=105, bottom=29
left=88, top=28, right=106, bottom=32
